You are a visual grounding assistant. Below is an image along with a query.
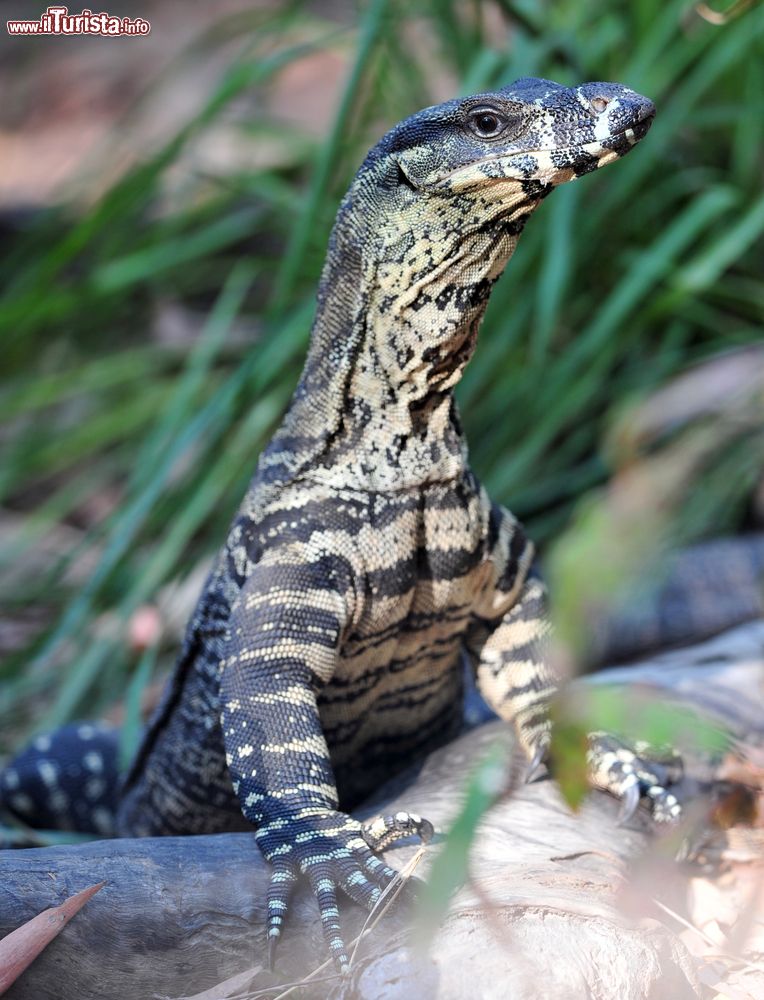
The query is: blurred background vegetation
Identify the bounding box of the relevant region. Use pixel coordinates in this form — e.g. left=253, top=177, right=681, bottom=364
left=1, top=0, right=763, bottom=759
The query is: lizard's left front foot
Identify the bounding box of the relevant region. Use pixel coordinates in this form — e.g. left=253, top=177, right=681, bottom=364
left=587, top=732, right=683, bottom=825
left=257, top=807, right=431, bottom=974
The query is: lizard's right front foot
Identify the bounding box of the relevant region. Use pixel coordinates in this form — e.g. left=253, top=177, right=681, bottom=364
left=524, top=729, right=684, bottom=825
left=256, top=808, right=412, bottom=973
left=587, top=732, right=684, bottom=825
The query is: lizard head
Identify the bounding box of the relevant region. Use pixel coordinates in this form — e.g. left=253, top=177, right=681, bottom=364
left=332, top=77, right=655, bottom=271
left=282, top=79, right=655, bottom=485
left=336, top=78, right=654, bottom=309
left=313, top=77, right=655, bottom=402
left=388, top=77, right=655, bottom=197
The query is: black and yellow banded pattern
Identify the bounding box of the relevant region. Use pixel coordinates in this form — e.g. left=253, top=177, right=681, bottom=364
left=3, top=78, right=684, bottom=972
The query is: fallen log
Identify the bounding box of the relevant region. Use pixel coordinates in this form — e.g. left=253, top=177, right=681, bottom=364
left=2, top=620, right=763, bottom=1000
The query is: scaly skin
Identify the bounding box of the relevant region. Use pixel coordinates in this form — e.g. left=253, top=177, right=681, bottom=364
left=2, top=78, right=681, bottom=971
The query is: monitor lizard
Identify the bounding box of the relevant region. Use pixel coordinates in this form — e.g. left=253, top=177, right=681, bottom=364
left=1, top=77, right=680, bottom=973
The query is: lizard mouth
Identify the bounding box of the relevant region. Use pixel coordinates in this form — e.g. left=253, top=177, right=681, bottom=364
left=545, top=111, right=654, bottom=157
left=431, top=112, right=655, bottom=190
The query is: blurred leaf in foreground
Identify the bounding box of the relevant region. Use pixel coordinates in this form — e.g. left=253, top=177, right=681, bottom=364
left=416, top=739, right=511, bottom=947
left=545, top=346, right=763, bottom=809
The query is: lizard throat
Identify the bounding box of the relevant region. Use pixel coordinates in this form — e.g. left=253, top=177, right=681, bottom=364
left=286, top=221, right=527, bottom=489
left=259, top=179, right=541, bottom=491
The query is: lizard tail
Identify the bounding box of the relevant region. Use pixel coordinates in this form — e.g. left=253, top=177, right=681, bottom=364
left=0, top=721, right=121, bottom=841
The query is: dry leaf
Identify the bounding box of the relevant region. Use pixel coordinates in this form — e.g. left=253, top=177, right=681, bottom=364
left=0, top=881, right=105, bottom=995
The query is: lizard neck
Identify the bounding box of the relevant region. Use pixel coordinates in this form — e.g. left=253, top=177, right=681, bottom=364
left=260, top=174, right=540, bottom=491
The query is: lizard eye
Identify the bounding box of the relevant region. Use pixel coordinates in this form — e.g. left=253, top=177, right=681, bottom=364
left=465, top=106, right=521, bottom=140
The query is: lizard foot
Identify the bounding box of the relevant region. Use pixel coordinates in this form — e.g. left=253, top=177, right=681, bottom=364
left=256, top=808, right=415, bottom=973
left=587, top=732, right=683, bottom=825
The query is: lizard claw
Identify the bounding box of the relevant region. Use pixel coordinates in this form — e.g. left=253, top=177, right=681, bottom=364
left=267, top=931, right=278, bottom=972
left=616, top=778, right=641, bottom=826
left=524, top=743, right=547, bottom=784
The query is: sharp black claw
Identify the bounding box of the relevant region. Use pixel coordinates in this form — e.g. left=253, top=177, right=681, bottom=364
left=267, top=934, right=278, bottom=972
left=418, top=818, right=435, bottom=843
left=616, top=781, right=641, bottom=826
left=524, top=744, right=546, bottom=784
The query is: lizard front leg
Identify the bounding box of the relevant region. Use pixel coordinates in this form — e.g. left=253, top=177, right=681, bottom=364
left=466, top=509, right=682, bottom=823
left=219, top=552, right=402, bottom=972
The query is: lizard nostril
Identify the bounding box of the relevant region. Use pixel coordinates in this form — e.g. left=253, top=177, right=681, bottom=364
left=590, top=97, right=610, bottom=114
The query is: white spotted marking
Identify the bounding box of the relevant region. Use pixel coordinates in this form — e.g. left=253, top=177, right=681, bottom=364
left=50, top=791, right=69, bottom=813
left=2, top=769, right=19, bottom=790
left=85, top=778, right=106, bottom=800
left=37, top=761, right=58, bottom=787
left=92, top=807, right=114, bottom=835
left=270, top=844, right=293, bottom=856
left=271, top=869, right=294, bottom=883
left=83, top=751, right=104, bottom=773
left=9, top=793, right=34, bottom=814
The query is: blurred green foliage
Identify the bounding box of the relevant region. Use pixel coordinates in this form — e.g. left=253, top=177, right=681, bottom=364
left=1, top=0, right=763, bottom=747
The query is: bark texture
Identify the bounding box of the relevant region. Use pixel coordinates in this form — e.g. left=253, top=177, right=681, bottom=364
left=2, top=620, right=763, bottom=1000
